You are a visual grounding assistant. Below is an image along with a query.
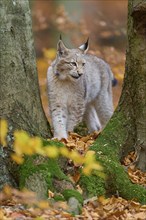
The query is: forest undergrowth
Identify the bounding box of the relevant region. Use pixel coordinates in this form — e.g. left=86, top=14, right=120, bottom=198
left=0, top=129, right=146, bottom=220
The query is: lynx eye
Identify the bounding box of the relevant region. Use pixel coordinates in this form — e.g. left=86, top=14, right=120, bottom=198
left=82, top=63, right=85, bottom=66
left=70, top=62, right=77, bottom=66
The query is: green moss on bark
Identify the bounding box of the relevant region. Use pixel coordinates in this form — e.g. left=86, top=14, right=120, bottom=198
left=80, top=111, right=146, bottom=204
left=80, top=143, right=146, bottom=204
left=62, top=189, right=83, bottom=204
left=19, top=154, right=70, bottom=198
left=80, top=174, right=105, bottom=198
left=54, top=194, right=65, bottom=201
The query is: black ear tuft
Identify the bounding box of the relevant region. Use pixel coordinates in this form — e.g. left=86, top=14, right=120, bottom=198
left=59, top=34, right=62, bottom=41
left=79, top=37, right=89, bottom=53
left=84, top=37, right=89, bottom=50
left=57, top=36, right=68, bottom=56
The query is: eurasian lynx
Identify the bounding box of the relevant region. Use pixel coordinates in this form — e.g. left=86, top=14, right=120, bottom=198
left=47, top=37, right=114, bottom=139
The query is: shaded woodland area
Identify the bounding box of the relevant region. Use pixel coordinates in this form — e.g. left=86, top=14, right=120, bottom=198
left=0, top=0, right=146, bottom=219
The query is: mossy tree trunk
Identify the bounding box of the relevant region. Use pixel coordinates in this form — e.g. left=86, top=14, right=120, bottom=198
left=105, top=0, right=146, bottom=172
left=128, top=0, right=146, bottom=171
left=80, top=0, right=146, bottom=204
left=0, top=0, right=51, bottom=189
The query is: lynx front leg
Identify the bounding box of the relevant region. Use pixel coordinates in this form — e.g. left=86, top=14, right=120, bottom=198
left=67, top=105, right=85, bottom=133
left=84, top=104, right=101, bottom=133
left=67, top=115, right=80, bottom=133
left=51, top=106, right=68, bottom=140
left=94, top=92, right=113, bottom=129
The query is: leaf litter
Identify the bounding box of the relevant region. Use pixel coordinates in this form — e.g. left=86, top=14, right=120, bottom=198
left=0, top=132, right=146, bottom=219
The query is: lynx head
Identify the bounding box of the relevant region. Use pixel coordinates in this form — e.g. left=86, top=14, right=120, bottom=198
left=54, top=36, right=89, bottom=81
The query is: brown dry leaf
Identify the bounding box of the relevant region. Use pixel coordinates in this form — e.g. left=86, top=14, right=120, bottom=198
left=3, top=185, right=12, bottom=197
left=53, top=201, right=69, bottom=210
left=76, top=140, right=85, bottom=151
left=86, top=140, right=94, bottom=146
left=72, top=172, right=81, bottom=183
left=76, top=184, right=83, bottom=194
left=1, top=192, right=146, bottom=219
left=123, top=151, right=146, bottom=187
left=82, top=207, right=93, bottom=220
left=134, top=212, right=146, bottom=219
left=123, top=151, right=136, bottom=166
left=0, top=209, right=4, bottom=219
left=10, top=212, right=25, bottom=219
left=84, top=196, right=98, bottom=205
left=130, top=201, right=141, bottom=211
left=127, top=167, right=146, bottom=186
left=37, top=200, right=50, bottom=209
left=140, top=205, right=146, bottom=211
left=98, top=196, right=110, bottom=205
left=48, top=190, right=54, bottom=199
left=66, top=141, right=77, bottom=149
left=13, top=188, right=37, bottom=205
left=80, top=135, right=91, bottom=143
left=69, top=132, right=82, bottom=139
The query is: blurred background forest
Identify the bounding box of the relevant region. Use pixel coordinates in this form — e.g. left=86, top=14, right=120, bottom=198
left=30, top=0, right=128, bottom=119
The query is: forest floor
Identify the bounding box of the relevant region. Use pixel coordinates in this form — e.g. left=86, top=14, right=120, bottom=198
left=0, top=132, right=146, bottom=220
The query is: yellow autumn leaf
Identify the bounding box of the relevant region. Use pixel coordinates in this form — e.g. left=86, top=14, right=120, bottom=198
left=69, top=150, right=80, bottom=161
left=0, top=209, right=4, bottom=219
left=37, top=200, right=49, bottom=209
left=45, top=146, right=59, bottom=158
left=37, top=58, right=48, bottom=70
left=0, top=119, right=8, bottom=146
left=82, top=166, right=92, bottom=175
left=98, top=195, right=110, bottom=205
left=11, top=153, right=24, bottom=164
left=83, top=162, right=103, bottom=175
left=43, top=48, right=56, bottom=60
left=13, top=130, right=30, bottom=155
left=82, top=150, right=103, bottom=175
left=69, top=150, right=85, bottom=164
left=84, top=150, right=96, bottom=164
left=28, top=137, right=44, bottom=155
left=60, top=147, right=70, bottom=157
left=3, top=184, right=12, bottom=196
left=89, top=162, right=103, bottom=171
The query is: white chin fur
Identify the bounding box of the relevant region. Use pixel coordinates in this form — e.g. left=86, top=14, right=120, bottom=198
left=58, top=74, right=67, bottom=80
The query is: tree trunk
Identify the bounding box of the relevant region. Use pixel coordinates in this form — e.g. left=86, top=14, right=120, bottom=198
left=80, top=0, right=146, bottom=204
left=117, top=0, right=146, bottom=171
left=0, top=0, right=51, bottom=137
left=0, top=0, right=51, bottom=189
left=128, top=0, right=146, bottom=171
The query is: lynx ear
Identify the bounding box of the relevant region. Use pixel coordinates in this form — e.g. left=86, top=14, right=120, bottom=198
left=79, top=38, right=89, bottom=53
left=57, top=36, right=68, bottom=56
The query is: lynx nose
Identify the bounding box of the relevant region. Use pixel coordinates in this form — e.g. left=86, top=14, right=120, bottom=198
left=77, top=71, right=83, bottom=77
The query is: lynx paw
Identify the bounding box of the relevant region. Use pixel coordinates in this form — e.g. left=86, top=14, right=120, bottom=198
left=53, top=132, right=68, bottom=140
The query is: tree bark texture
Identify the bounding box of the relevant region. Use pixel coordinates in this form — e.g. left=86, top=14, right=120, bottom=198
left=0, top=0, right=51, bottom=138
left=117, top=0, right=146, bottom=171
left=0, top=0, right=51, bottom=189
left=126, top=0, right=146, bottom=171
